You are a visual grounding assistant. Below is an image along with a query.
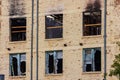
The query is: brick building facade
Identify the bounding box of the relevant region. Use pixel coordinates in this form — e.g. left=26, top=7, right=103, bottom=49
left=0, top=0, right=120, bottom=80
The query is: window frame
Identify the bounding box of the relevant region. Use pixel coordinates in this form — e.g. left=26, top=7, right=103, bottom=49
left=45, top=50, right=63, bottom=74
left=9, top=53, right=26, bottom=76
left=9, top=17, right=26, bottom=42
left=82, top=47, right=101, bottom=72
left=45, top=14, right=63, bottom=39
left=83, top=10, right=101, bottom=36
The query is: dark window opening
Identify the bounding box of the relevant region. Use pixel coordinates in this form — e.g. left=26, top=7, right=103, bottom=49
left=83, top=48, right=101, bottom=72
left=10, top=54, right=26, bottom=76
left=10, top=18, right=26, bottom=41
left=45, top=14, right=63, bottom=39
left=0, top=75, right=4, bottom=80
left=46, top=50, right=63, bottom=74
left=83, top=11, right=101, bottom=36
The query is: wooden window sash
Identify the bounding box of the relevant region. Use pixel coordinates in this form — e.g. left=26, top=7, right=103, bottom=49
left=11, top=26, right=26, bottom=29
left=84, top=23, right=101, bottom=27
left=47, top=26, right=62, bottom=29
left=11, top=30, right=26, bottom=33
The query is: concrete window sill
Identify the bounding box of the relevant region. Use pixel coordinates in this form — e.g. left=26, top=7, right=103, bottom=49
left=9, top=76, right=26, bottom=79
left=82, top=71, right=102, bottom=74
left=45, top=38, right=63, bottom=41
left=9, top=41, right=27, bottom=44
left=45, top=73, right=63, bottom=76
left=82, top=35, right=102, bottom=39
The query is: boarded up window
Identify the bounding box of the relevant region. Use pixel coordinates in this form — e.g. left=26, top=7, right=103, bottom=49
left=10, top=53, right=26, bottom=76
left=83, top=11, right=101, bottom=36
left=9, top=0, right=25, bottom=16
left=45, top=14, right=63, bottom=39
left=45, top=50, right=63, bottom=74
left=10, top=18, right=26, bottom=41
left=83, top=48, right=101, bottom=72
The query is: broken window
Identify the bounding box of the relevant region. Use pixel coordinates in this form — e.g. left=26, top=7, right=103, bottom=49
left=10, top=18, right=26, bottom=41
left=83, top=11, right=101, bottom=36
left=45, top=50, right=63, bottom=74
left=10, top=53, right=26, bottom=76
left=83, top=48, right=101, bottom=72
left=45, top=14, right=63, bottom=39
left=9, top=0, right=25, bottom=16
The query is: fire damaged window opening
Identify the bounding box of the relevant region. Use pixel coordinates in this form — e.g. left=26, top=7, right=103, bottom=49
left=45, top=50, right=63, bottom=74
left=45, top=14, right=63, bottom=39
left=10, top=17, right=26, bottom=41
left=9, top=0, right=25, bottom=16
left=83, top=11, right=101, bottom=36
left=83, top=48, right=101, bottom=72
left=10, top=53, right=26, bottom=76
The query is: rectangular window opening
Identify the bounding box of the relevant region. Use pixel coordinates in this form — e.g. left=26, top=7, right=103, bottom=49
left=10, top=53, right=26, bottom=76
left=45, top=50, right=63, bottom=74
left=83, top=48, right=101, bottom=72
left=45, top=14, right=63, bottom=39
left=10, top=18, right=26, bottom=41
left=0, top=75, right=4, bottom=80
left=83, top=11, right=101, bottom=36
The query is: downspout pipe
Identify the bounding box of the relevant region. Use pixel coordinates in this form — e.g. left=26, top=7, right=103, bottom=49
left=36, top=0, right=39, bottom=80
left=30, top=0, right=34, bottom=80
left=104, top=0, right=107, bottom=80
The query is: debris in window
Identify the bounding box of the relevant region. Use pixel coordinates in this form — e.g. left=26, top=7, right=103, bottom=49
left=10, top=18, right=26, bottom=41
left=45, top=50, right=63, bottom=74
left=45, top=14, right=63, bottom=39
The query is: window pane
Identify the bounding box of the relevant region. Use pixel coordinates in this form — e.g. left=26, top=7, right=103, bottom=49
left=45, top=14, right=63, bottom=39
left=20, top=54, right=26, bottom=75
left=10, top=18, right=26, bottom=41
left=45, top=14, right=63, bottom=27
left=46, top=28, right=63, bottom=39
